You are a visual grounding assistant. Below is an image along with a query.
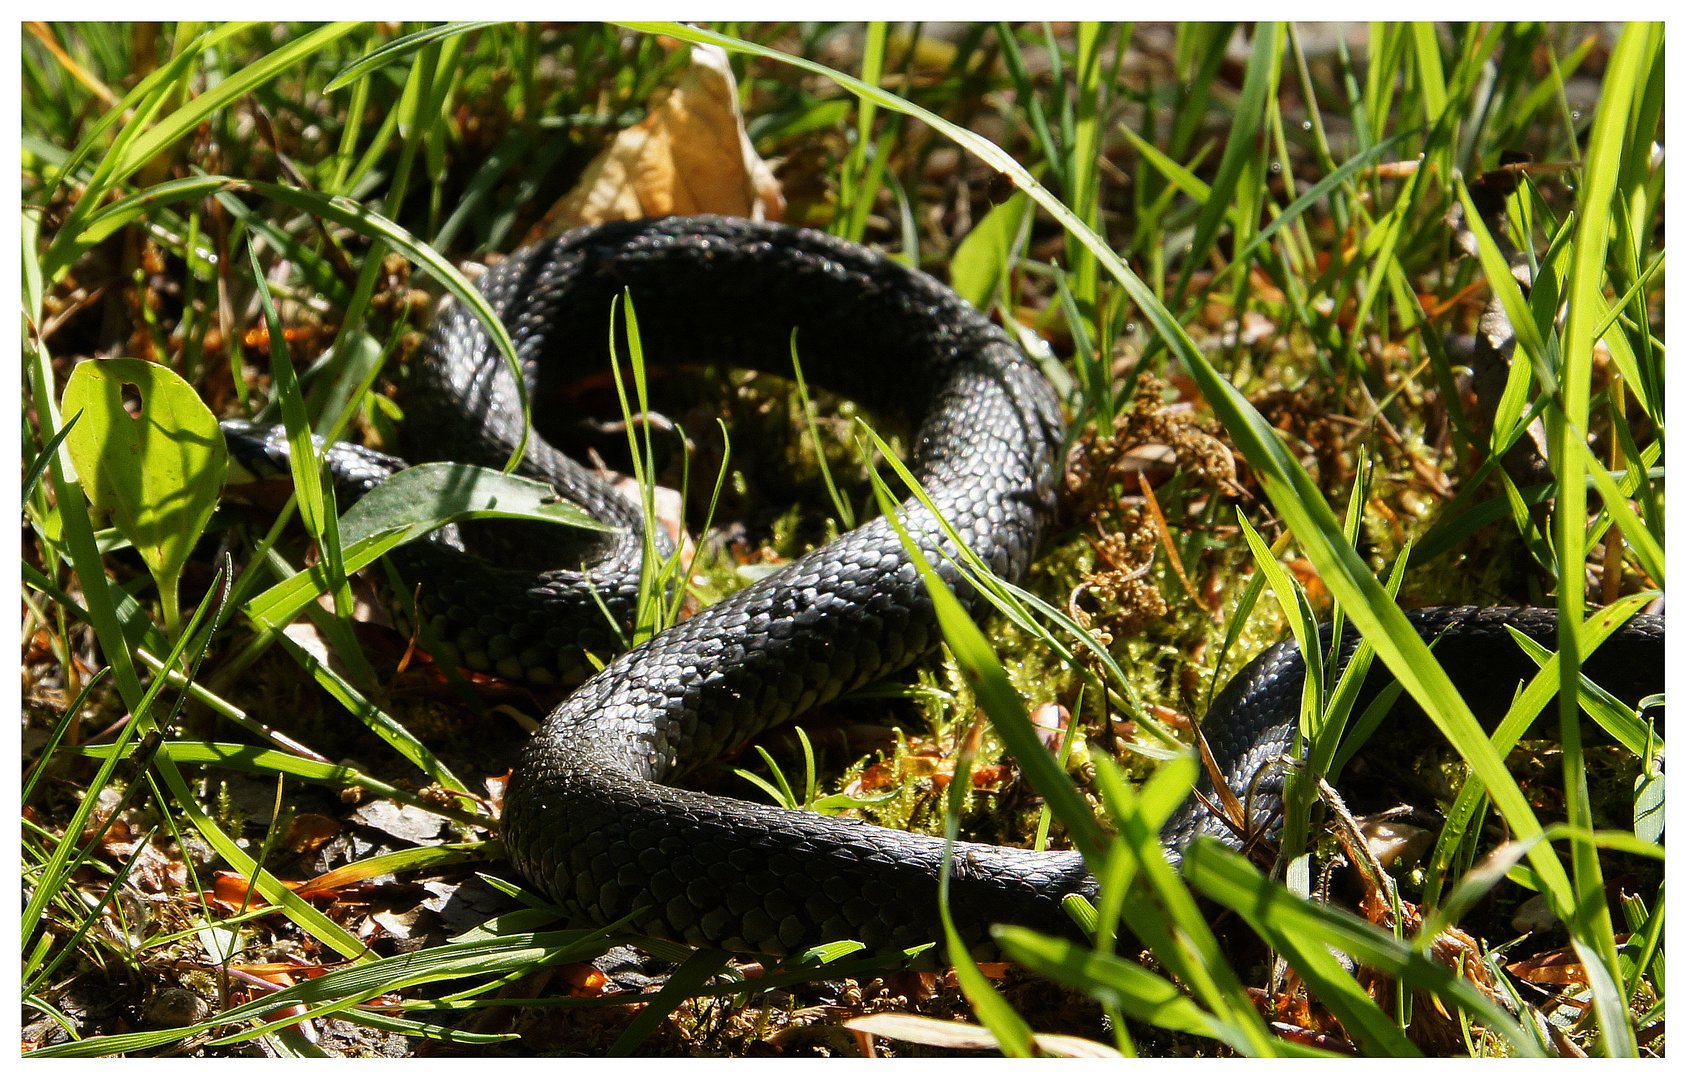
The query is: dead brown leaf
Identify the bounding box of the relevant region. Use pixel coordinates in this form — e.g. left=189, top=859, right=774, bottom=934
left=205, top=871, right=278, bottom=910
left=281, top=812, right=341, bottom=856
left=555, top=961, right=610, bottom=997
left=534, top=42, right=784, bottom=235
left=844, top=1012, right=1121, bottom=1057
left=845, top=749, right=946, bottom=797
left=1506, top=947, right=1593, bottom=987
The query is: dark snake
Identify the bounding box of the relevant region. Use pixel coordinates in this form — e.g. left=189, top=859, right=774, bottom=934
left=226, top=214, right=1663, bottom=960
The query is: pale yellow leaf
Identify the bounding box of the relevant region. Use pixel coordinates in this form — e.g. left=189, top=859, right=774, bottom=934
left=844, top=1013, right=1122, bottom=1057
left=537, top=42, right=783, bottom=235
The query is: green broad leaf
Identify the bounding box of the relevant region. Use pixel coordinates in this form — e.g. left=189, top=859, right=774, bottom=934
left=61, top=357, right=225, bottom=635
left=335, top=460, right=613, bottom=550
left=949, top=188, right=1031, bottom=311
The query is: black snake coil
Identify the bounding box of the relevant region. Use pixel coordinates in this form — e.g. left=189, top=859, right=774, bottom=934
left=232, top=215, right=1663, bottom=960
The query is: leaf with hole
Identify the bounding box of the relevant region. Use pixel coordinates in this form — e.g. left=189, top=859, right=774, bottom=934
left=61, top=357, right=225, bottom=634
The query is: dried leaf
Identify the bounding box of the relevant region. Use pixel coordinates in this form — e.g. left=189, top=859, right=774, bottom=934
left=1284, top=557, right=1328, bottom=603
left=536, top=42, right=783, bottom=235
left=846, top=751, right=946, bottom=797
left=844, top=1012, right=1120, bottom=1057
left=281, top=812, right=341, bottom=856
left=1358, top=820, right=1432, bottom=870
left=1506, top=948, right=1588, bottom=987
left=1511, top=892, right=1560, bottom=934
left=370, top=906, right=429, bottom=941
left=348, top=799, right=451, bottom=844
left=1030, top=702, right=1069, bottom=754
left=969, top=763, right=1010, bottom=791
left=207, top=871, right=281, bottom=910
left=555, top=961, right=609, bottom=997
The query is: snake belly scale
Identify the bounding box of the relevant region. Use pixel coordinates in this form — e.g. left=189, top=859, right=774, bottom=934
left=236, top=215, right=1662, bottom=960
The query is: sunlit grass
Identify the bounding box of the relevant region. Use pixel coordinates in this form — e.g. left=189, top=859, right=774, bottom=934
left=22, top=21, right=1663, bottom=1057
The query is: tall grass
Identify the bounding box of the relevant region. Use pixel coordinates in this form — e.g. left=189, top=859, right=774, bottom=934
left=21, top=22, right=1663, bottom=1056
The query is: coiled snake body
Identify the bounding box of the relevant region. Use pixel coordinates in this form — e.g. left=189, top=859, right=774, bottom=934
left=231, top=215, right=1662, bottom=959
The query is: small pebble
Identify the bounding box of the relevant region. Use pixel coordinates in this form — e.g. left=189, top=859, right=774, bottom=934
left=144, top=987, right=207, bottom=1028
left=1512, top=893, right=1560, bottom=934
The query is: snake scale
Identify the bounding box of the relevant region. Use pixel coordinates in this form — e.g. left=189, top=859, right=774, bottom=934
left=228, top=214, right=1663, bottom=960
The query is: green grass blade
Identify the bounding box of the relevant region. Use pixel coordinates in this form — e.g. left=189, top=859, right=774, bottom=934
left=867, top=469, right=1110, bottom=864
left=1183, top=838, right=1543, bottom=1056
left=22, top=563, right=226, bottom=946
left=1087, top=758, right=1277, bottom=1054
left=323, top=21, right=499, bottom=93
left=107, top=23, right=359, bottom=187
left=836, top=21, right=888, bottom=243
left=1550, top=23, right=1654, bottom=1055
left=266, top=629, right=476, bottom=806
left=1168, top=22, right=1282, bottom=309
left=607, top=948, right=734, bottom=1055
left=78, top=740, right=490, bottom=828
left=994, top=929, right=1265, bottom=1051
